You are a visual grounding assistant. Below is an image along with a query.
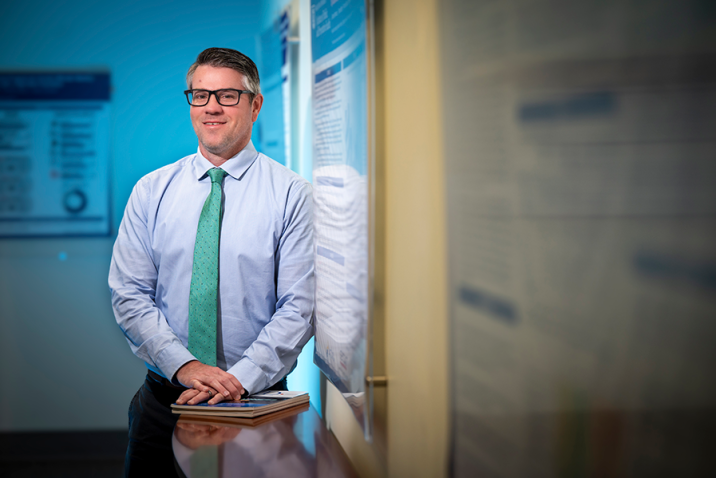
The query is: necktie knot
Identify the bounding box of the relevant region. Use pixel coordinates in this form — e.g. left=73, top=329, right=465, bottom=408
left=208, top=168, right=227, bottom=184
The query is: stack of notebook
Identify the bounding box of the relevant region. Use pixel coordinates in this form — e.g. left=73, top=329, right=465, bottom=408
left=171, top=391, right=309, bottom=419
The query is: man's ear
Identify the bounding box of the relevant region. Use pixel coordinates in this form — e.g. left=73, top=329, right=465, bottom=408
left=251, top=94, right=264, bottom=122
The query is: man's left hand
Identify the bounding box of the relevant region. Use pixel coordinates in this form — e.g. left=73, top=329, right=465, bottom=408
left=177, top=386, right=231, bottom=406
left=175, top=360, right=244, bottom=404
left=175, top=421, right=241, bottom=449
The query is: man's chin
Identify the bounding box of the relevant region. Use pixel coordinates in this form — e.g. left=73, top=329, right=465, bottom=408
left=200, top=138, right=247, bottom=159
left=201, top=142, right=231, bottom=157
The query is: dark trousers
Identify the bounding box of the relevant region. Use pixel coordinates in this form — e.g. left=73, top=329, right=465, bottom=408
left=125, top=371, right=288, bottom=477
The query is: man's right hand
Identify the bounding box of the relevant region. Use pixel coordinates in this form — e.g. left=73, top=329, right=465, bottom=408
left=174, top=360, right=245, bottom=402
left=175, top=421, right=241, bottom=449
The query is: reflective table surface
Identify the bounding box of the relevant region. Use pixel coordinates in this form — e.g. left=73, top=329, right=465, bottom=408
left=172, top=405, right=357, bottom=478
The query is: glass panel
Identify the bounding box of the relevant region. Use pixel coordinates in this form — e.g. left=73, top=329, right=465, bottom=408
left=441, top=1, right=716, bottom=476
left=310, top=0, right=372, bottom=439
left=256, top=14, right=289, bottom=166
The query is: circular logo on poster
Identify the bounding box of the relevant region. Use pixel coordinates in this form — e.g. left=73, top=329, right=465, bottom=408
left=63, top=189, right=87, bottom=214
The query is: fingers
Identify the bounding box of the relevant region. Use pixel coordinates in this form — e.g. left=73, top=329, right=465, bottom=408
left=199, top=370, right=244, bottom=401
left=176, top=385, right=221, bottom=405
left=176, top=388, right=201, bottom=405
left=208, top=375, right=243, bottom=401
left=207, top=389, right=227, bottom=405
left=186, top=389, right=215, bottom=405
left=191, top=379, right=213, bottom=395
left=187, top=388, right=224, bottom=405
left=221, top=372, right=245, bottom=399
left=189, top=376, right=237, bottom=402
left=175, top=361, right=246, bottom=401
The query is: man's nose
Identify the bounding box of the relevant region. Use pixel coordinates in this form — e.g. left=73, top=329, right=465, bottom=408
left=204, top=93, right=223, bottom=112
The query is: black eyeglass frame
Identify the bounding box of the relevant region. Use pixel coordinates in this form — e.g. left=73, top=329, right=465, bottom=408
left=184, top=88, right=255, bottom=106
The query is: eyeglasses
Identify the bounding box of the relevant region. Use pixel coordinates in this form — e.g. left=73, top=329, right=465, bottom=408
left=184, top=89, right=254, bottom=106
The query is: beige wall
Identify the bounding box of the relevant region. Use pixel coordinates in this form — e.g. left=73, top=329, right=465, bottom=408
left=383, top=0, right=449, bottom=475
left=324, top=0, right=450, bottom=476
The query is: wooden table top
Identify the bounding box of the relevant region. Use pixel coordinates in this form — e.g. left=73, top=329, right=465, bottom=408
left=172, top=404, right=357, bottom=478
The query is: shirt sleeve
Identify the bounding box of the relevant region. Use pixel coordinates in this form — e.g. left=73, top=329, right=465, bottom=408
left=227, top=181, right=315, bottom=394
left=108, top=179, right=196, bottom=381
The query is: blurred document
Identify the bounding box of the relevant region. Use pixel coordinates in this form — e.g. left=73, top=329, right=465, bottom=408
left=311, top=0, right=369, bottom=397
left=0, top=72, right=110, bottom=237
left=441, top=1, right=716, bottom=476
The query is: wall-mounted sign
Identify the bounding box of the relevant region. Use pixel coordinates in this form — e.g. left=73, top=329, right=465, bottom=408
left=0, top=72, right=111, bottom=237
left=310, top=0, right=370, bottom=434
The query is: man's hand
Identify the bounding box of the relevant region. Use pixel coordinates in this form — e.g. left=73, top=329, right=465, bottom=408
left=175, top=421, right=241, bottom=449
left=175, top=361, right=244, bottom=405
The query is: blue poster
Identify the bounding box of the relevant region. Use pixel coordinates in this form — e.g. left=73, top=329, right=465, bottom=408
left=310, top=0, right=369, bottom=426
left=0, top=72, right=111, bottom=237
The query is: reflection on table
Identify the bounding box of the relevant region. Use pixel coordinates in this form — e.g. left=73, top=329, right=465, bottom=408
left=172, top=404, right=357, bottom=478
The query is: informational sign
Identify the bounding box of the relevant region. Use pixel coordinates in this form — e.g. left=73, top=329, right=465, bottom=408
left=310, top=0, right=370, bottom=430
left=440, top=1, right=716, bottom=476
left=0, top=73, right=111, bottom=237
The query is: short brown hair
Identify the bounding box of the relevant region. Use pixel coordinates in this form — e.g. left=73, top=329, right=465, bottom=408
left=186, top=47, right=261, bottom=97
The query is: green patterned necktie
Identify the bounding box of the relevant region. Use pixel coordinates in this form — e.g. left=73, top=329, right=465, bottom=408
left=188, top=167, right=228, bottom=366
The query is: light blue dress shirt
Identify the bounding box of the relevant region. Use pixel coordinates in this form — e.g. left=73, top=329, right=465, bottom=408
left=108, top=142, right=314, bottom=394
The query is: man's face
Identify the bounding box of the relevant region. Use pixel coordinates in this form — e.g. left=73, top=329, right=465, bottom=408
left=189, top=65, right=262, bottom=161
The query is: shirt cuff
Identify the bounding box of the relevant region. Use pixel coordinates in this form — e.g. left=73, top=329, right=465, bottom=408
left=155, top=342, right=197, bottom=385
left=227, top=358, right=267, bottom=395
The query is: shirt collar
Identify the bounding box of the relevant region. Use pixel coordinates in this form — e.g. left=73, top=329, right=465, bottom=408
left=192, top=140, right=259, bottom=181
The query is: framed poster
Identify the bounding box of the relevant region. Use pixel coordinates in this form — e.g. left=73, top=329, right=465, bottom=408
left=0, top=72, right=111, bottom=237
left=311, top=0, right=375, bottom=438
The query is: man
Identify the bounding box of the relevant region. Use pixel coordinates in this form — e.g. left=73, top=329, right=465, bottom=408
left=109, top=47, right=314, bottom=474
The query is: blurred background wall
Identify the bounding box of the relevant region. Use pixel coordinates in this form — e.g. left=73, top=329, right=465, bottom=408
left=439, top=1, right=716, bottom=476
